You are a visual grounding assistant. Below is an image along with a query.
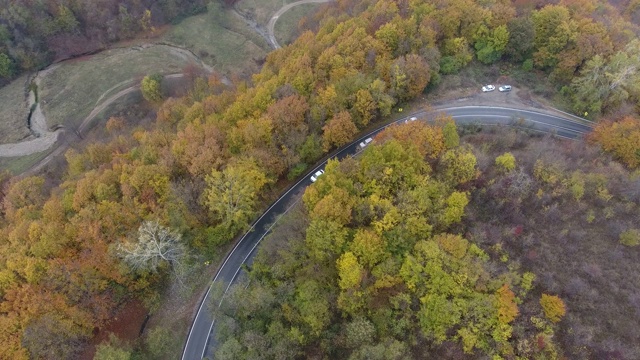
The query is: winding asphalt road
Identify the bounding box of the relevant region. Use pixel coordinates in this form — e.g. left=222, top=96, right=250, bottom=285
left=181, top=106, right=592, bottom=360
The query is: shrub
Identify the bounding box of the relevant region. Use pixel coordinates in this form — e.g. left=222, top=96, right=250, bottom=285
left=540, top=294, right=566, bottom=323
left=495, top=152, right=516, bottom=173
left=620, top=229, right=640, bottom=247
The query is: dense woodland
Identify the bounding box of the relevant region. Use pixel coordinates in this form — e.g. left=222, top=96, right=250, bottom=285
left=216, top=124, right=640, bottom=359
left=0, top=0, right=207, bottom=85
left=213, top=123, right=566, bottom=359
left=0, top=0, right=639, bottom=358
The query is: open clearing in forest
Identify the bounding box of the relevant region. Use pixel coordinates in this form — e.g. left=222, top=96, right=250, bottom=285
left=38, top=45, right=194, bottom=130
left=236, top=0, right=301, bottom=28
left=0, top=149, right=51, bottom=174
left=0, top=75, right=33, bottom=144
left=274, top=3, right=321, bottom=46
left=161, top=2, right=270, bottom=77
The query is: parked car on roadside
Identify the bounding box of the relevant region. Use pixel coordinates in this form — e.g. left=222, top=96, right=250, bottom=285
left=482, top=85, right=495, bottom=92
left=405, top=116, right=418, bottom=123
left=499, top=85, right=512, bottom=92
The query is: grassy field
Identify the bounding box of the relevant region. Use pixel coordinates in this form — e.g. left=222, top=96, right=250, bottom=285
left=274, top=3, right=320, bottom=46
left=0, top=149, right=51, bottom=174
left=0, top=75, right=33, bottom=144
left=38, top=45, right=192, bottom=129
left=236, top=0, right=300, bottom=28
left=161, top=2, right=270, bottom=77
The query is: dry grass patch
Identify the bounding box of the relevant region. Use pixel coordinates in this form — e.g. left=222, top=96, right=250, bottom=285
left=38, top=45, right=193, bottom=129
left=274, top=3, right=320, bottom=46
left=0, top=75, right=33, bottom=144
left=162, top=2, right=269, bottom=77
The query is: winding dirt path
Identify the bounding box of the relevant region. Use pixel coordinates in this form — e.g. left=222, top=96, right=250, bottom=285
left=267, top=0, right=334, bottom=49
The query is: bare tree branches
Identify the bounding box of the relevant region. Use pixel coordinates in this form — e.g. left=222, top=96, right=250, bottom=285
left=117, top=220, right=186, bottom=273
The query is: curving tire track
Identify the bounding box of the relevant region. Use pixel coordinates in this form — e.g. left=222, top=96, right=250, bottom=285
left=267, top=0, right=334, bottom=49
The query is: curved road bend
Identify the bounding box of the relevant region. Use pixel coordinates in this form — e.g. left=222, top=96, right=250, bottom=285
left=182, top=106, right=592, bottom=360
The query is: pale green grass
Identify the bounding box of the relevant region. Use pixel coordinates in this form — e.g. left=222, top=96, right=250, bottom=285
left=162, top=2, right=270, bottom=75
left=0, top=149, right=50, bottom=174
left=274, top=3, right=320, bottom=46
left=0, top=75, right=32, bottom=143
left=236, top=0, right=300, bottom=27
left=39, top=45, right=191, bottom=129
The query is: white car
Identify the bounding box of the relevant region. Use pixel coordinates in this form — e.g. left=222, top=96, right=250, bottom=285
left=499, top=85, right=512, bottom=92
left=310, top=169, right=325, bottom=182
left=482, top=85, right=495, bottom=92
left=359, top=137, right=373, bottom=149
left=405, top=116, right=418, bottom=123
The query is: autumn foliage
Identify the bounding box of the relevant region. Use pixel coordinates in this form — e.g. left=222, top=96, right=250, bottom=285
left=590, top=116, right=640, bottom=169
left=540, top=294, right=567, bottom=323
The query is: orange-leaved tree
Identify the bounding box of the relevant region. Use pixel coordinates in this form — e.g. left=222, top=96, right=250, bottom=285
left=590, top=116, right=640, bottom=169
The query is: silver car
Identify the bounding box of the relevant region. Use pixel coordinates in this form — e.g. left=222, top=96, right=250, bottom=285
left=482, top=85, right=495, bottom=92
left=359, top=138, right=373, bottom=149
left=310, top=169, right=325, bottom=182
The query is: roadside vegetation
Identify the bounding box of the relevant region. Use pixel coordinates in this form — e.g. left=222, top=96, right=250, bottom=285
left=0, top=0, right=639, bottom=358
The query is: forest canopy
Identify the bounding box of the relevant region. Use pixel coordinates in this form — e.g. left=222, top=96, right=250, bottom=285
left=1, top=0, right=639, bottom=357
left=212, top=123, right=565, bottom=359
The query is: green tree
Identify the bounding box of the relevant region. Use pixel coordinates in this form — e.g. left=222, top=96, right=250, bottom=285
left=570, top=40, right=640, bottom=114
left=55, top=5, right=79, bottom=32
left=620, top=229, right=640, bottom=247
left=141, top=74, right=163, bottom=103
left=0, top=52, right=13, bottom=78
left=440, top=147, right=478, bottom=185
left=442, top=120, right=460, bottom=149
left=505, top=17, right=535, bottom=62
left=94, top=334, right=131, bottom=360
left=145, top=326, right=179, bottom=359
left=540, top=294, right=566, bottom=323
left=204, top=159, right=269, bottom=228
left=345, top=317, right=375, bottom=348
left=531, top=5, right=577, bottom=69
left=474, top=25, right=510, bottom=64
left=495, top=153, right=516, bottom=173
left=440, top=37, right=473, bottom=74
